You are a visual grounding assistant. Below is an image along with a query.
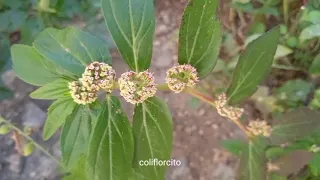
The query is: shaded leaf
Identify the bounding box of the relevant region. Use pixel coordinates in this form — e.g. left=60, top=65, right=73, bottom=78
left=61, top=106, right=92, bottom=170
left=309, top=54, right=320, bottom=75
left=226, top=27, right=280, bottom=105
left=11, top=45, right=63, bottom=86
left=269, top=108, right=320, bottom=145
left=237, top=137, right=267, bottom=180
left=0, top=86, right=13, bottom=100
left=43, top=97, right=77, bottom=140
left=133, top=97, right=173, bottom=180
left=300, top=24, right=320, bottom=42
left=101, top=0, right=155, bottom=71
left=178, top=0, right=222, bottom=78
left=33, top=27, right=111, bottom=75
left=222, top=139, right=247, bottom=156
left=30, top=79, right=70, bottom=100
left=87, top=96, right=134, bottom=180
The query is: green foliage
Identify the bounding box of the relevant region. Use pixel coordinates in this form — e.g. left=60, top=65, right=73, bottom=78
left=300, top=24, right=320, bottom=42
left=101, top=0, right=155, bottom=72
left=178, top=0, right=222, bottom=78
left=269, top=108, right=320, bottom=145
left=61, top=106, right=92, bottom=170
left=275, top=79, right=313, bottom=110
left=309, top=54, right=320, bottom=75
left=227, top=27, right=280, bottom=105
left=87, top=96, right=134, bottom=180
left=43, top=97, right=77, bottom=140
left=30, top=79, right=70, bottom=100
left=237, top=137, right=267, bottom=180
left=222, top=139, right=247, bottom=156
left=132, top=97, right=173, bottom=180
left=310, top=153, right=320, bottom=176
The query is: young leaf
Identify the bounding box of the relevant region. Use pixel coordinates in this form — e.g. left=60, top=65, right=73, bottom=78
left=101, top=0, right=155, bottom=71
left=33, top=27, right=111, bottom=75
left=11, top=45, right=61, bottom=86
left=226, top=27, right=280, bottom=105
left=237, top=137, right=267, bottom=180
left=178, top=0, right=222, bottom=78
left=87, top=96, right=134, bottom=180
left=43, top=97, right=77, bottom=140
left=132, top=97, right=173, bottom=180
left=269, top=108, right=320, bottom=145
left=61, top=106, right=92, bottom=170
left=30, top=79, right=70, bottom=100
left=222, top=139, right=247, bottom=157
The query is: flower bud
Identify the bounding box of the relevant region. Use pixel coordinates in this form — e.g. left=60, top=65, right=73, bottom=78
left=0, top=125, right=11, bottom=135
left=118, top=71, right=157, bottom=104
left=81, top=62, right=116, bottom=93
left=215, top=93, right=244, bottom=121
left=247, top=120, right=272, bottom=137
left=23, top=142, right=35, bottom=156
left=69, top=80, right=97, bottom=105
left=166, top=64, right=199, bottom=93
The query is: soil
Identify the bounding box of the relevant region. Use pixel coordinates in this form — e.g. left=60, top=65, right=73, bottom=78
left=0, top=0, right=246, bottom=180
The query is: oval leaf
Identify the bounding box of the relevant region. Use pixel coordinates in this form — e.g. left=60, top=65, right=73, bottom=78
left=30, top=79, right=70, bottom=100
left=87, top=96, right=134, bottom=180
left=61, top=106, right=92, bottom=170
left=300, top=24, right=320, bottom=42
left=237, top=137, right=267, bottom=180
left=178, top=0, right=222, bottom=78
left=132, top=97, right=173, bottom=180
left=43, top=97, right=77, bottom=140
left=33, top=27, right=111, bottom=75
left=269, top=108, right=320, bottom=145
left=11, top=44, right=62, bottom=86
left=226, top=27, right=280, bottom=105
left=101, top=0, right=155, bottom=71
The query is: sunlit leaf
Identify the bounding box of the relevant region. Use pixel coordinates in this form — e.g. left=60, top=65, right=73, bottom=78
left=101, top=0, right=155, bottom=71
left=226, top=27, right=280, bottom=105
left=132, top=97, right=173, bottom=180
left=178, top=0, right=222, bottom=78
left=87, top=96, right=134, bottom=180
left=30, top=79, right=70, bottom=100
left=300, top=24, right=320, bottom=42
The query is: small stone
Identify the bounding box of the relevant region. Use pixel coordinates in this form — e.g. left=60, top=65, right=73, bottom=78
left=211, top=124, right=219, bottom=130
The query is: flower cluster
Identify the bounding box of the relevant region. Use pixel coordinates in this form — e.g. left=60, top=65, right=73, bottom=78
left=215, top=93, right=244, bottom=121
left=166, top=64, right=199, bottom=93
left=118, top=71, right=157, bottom=104
left=247, top=120, right=272, bottom=137
left=69, top=80, right=97, bottom=105
left=82, top=62, right=116, bottom=93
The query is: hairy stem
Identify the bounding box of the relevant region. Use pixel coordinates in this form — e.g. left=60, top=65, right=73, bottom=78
left=0, top=117, right=66, bottom=170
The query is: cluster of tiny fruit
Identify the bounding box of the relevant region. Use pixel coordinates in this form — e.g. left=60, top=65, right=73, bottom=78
left=215, top=93, right=244, bottom=121
left=247, top=120, right=272, bottom=137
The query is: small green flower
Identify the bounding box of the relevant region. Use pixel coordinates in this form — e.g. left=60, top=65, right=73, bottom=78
left=81, top=62, right=116, bottom=93
left=118, top=71, right=157, bottom=104
left=166, top=64, right=199, bottom=93
left=69, top=80, right=97, bottom=105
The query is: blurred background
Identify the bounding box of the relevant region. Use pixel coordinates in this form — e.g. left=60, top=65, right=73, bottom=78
left=1, top=0, right=320, bottom=179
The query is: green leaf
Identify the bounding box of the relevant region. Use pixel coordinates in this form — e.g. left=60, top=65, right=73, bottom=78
left=63, top=155, right=87, bottom=180
left=268, top=173, right=287, bottom=180
left=33, top=27, right=111, bottom=75
left=43, top=97, right=77, bottom=140
left=222, top=139, right=247, bottom=156
left=300, top=24, right=320, bottom=42
left=0, top=86, right=13, bottom=100
left=310, top=153, right=320, bottom=176
left=274, top=45, right=293, bottom=59
left=101, top=0, right=155, bottom=71
left=226, top=27, right=280, bottom=105
left=11, top=45, right=63, bottom=86
left=237, top=137, right=267, bottom=180
left=269, top=108, right=320, bottom=145
left=30, top=79, right=70, bottom=100
left=309, top=54, right=320, bottom=75
left=87, top=96, right=134, bottom=180
left=61, top=106, right=92, bottom=170
left=178, top=0, right=222, bottom=78
left=132, top=97, right=173, bottom=180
